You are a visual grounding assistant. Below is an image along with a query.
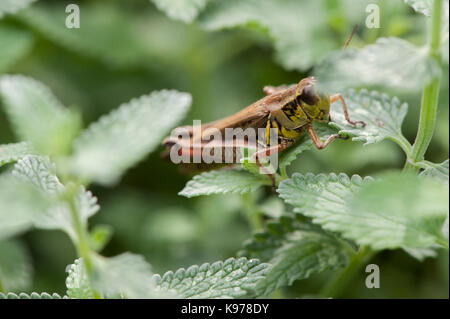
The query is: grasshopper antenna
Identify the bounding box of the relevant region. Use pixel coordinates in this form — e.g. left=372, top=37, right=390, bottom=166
left=343, top=24, right=358, bottom=50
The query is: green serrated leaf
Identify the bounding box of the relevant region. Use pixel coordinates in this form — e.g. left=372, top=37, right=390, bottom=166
left=0, top=240, right=32, bottom=292
left=91, top=253, right=159, bottom=299
left=0, top=75, right=81, bottom=156
left=278, top=172, right=449, bottom=251
left=179, top=169, right=271, bottom=198
left=0, top=174, right=51, bottom=240
left=19, top=2, right=154, bottom=69
left=11, top=155, right=99, bottom=240
left=89, top=224, right=113, bottom=252
left=243, top=215, right=350, bottom=295
left=65, top=258, right=93, bottom=299
left=153, top=257, right=270, bottom=298
left=420, top=159, right=449, bottom=184
left=151, top=0, right=210, bottom=23
left=402, top=247, right=438, bottom=261
left=0, top=0, right=36, bottom=18
left=12, top=155, right=62, bottom=194
left=0, top=24, right=34, bottom=74
left=70, top=90, right=191, bottom=186
left=197, top=0, right=334, bottom=70
left=0, top=292, right=66, bottom=299
left=404, top=0, right=433, bottom=16
left=258, top=197, right=286, bottom=219
left=0, top=142, right=34, bottom=167
left=314, top=37, right=440, bottom=91
left=329, top=89, right=412, bottom=152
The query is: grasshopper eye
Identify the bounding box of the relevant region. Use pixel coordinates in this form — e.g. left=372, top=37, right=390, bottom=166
left=298, top=86, right=318, bottom=105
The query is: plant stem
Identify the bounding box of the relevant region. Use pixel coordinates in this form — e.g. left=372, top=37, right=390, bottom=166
left=280, top=165, right=289, bottom=180
left=65, top=186, right=102, bottom=299
left=392, top=135, right=414, bottom=159
left=319, top=246, right=375, bottom=298
left=404, top=0, right=443, bottom=171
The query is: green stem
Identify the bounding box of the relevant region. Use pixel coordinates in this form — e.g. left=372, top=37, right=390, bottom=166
left=319, top=246, right=376, bottom=298
left=391, top=135, right=413, bottom=159
left=64, top=186, right=102, bottom=299
left=404, top=0, right=443, bottom=171
left=280, top=165, right=289, bottom=180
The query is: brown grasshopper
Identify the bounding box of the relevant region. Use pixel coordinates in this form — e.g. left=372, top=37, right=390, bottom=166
left=163, top=76, right=365, bottom=186
left=163, top=26, right=365, bottom=186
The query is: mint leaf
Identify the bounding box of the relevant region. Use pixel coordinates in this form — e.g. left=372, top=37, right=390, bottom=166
left=0, top=142, right=34, bottom=167
left=0, top=292, right=66, bottom=299
left=12, top=155, right=62, bottom=194
left=328, top=89, right=411, bottom=152
left=0, top=240, right=32, bottom=292
left=153, top=257, right=270, bottom=298
left=315, top=37, right=440, bottom=90
left=70, top=90, right=191, bottom=186
left=12, top=155, right=99, bottom=241
left=65, top=258, right=94, bottom=299
left=198, top=0, right=334, bottom=70
left=420, top=159, right=449, bottom=184
left=404, top=0, right=433, bottom=16
left=0, top=0, right=36, bottom=18
left=89, top=225, right=113, bottom=252
left=243, top=215, right=350, bottom=295
left=19, top=3, right=154, bottom=69
left=0, top=174, right=51, bottom=240
left=91, top=253, right=159, bottom=299
left=179, top=169, right=271, bottom=198
left=278, top=172, right=449, bottom=251
left=0, top=25, right=34, bottom=73
left=0, top=75, right=81, bottom=156
left=151, top=0, right=210, bottom=23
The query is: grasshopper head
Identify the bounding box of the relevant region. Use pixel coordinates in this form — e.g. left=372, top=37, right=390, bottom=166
left=295, top=77, right=330, bottom=121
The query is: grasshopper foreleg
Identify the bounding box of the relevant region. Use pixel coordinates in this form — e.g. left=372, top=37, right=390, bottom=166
left=330, top=93, right=366, bottom=127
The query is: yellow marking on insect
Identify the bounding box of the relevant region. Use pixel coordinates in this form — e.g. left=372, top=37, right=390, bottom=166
left=265, top=114, right=272, bottom=146
left=280, top=126, right=301, bottom=139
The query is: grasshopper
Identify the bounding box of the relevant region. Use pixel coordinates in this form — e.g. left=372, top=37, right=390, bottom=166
left=163, top=76, right=365, bottom=186
left=163, top=26, right=365, bottom=186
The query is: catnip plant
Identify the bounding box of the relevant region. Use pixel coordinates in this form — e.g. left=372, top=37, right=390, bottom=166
left=0, top=0, right=448, bottom=299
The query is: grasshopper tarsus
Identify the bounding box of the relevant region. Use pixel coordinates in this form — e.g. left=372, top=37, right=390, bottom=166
left=330, top=93, right=366, bottom=127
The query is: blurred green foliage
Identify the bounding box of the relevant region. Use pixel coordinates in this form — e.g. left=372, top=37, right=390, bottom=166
left=0, top=0, right=448, bottom=298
